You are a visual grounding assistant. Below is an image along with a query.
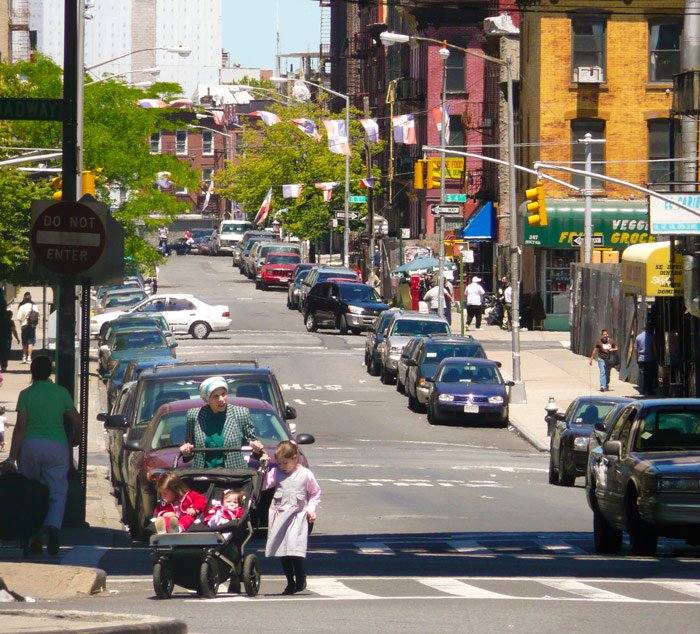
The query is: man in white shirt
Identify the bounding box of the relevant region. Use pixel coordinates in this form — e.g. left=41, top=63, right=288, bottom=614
left=16, top=293, right=37, bottom=364
left=503, top=283, right=513, bottom=331
left=464, top=276, right=486, bottom=330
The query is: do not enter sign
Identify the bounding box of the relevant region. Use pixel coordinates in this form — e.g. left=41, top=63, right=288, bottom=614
left=30, top=201, right=106, bottom=275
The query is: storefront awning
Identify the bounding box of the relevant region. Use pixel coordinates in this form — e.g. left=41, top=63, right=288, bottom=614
left=524, top=200, right=652, bottom=249
left=621, top=241, right=683, bottom=296
left=460, top=201, right=494, bottom=241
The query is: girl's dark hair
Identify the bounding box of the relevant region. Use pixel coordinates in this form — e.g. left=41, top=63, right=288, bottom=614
left=30, top=355, right=52, bottom=381
left=274, top=440, right=299, bottom=461
left=157, top=471, right=190, bottom=497
left=18, top=292, right=32, bottom=306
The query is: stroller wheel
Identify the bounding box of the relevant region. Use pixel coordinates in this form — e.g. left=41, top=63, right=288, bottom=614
left=228, top=576, right=241, bottom=595
left=242, top=553, right=261, bottom=597
left=199, top=557, right=220, bottom=598
left=153, top=558, right=174, bottom=599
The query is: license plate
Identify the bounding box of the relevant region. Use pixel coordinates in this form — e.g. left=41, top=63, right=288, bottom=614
left=464, top=405, right=479, bottom=414
left=280, top=277, right=289, bottom=282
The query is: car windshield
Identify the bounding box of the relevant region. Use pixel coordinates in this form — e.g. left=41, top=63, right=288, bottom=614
left=191, top=229, right=212, bottom=239
left=391, top=320, right=450, bottom=337
left=135, top=376, right=277, bottom=424
left=112, top=331, right=167, bottom=351
left=148, top=406, right=290, bottom=451
left=571, top=401, right=617, bottom=427
left=267, top=254, right=301, bottom=265
left=318, top=271, right=357, bottom=283
left=422, top=343, right=486, bottom=363
left=634, top=410, right=700, bottom=451
left=261, top=246, right=298, bottom=258
left=222, top=224, right=251, bottom=234
left=106, top=319, right=159, bottom=340
left=104, top=291, right=147, bottom=308
left=339, top=285, right=381, bottom=303
left=111, top=362, right=128, bottom=381
left=295, top=269, right=311, bottom=284
left=193, top=296, right=215, bottom=307
left=438, top=363, right=502, bottom=384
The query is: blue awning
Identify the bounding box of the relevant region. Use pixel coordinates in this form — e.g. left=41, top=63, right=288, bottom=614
left=461, top=201, right=494, bottom=241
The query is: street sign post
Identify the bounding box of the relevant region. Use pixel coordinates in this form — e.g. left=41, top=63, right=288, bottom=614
left=349, top=195, right=367, bottom=203
left=430, top=204, right=461, bottom=216
left=0, top=97, right=65, bottom=121
left=335, top=211, right=359, bottom=221
left=444, top=193, right=467, bottom=203
left=570, top=234, right=603, bottom=247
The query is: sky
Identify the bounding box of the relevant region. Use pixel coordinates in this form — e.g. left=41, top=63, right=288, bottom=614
left=222, top=0, right=321, bottom=71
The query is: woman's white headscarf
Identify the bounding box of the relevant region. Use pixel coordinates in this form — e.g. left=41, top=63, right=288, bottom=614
left=199, top=376, right=228, bottom=401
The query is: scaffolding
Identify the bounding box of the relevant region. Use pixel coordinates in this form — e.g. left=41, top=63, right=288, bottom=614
left=9, top=0, right=31, bottom=63
left=319, top=0, right=331, bottom=88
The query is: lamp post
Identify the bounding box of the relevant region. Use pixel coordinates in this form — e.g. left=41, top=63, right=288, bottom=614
left=437, top=43, right=450, bottom=320
left=84, top=67, right=160, bottom=87
left=380, top=32, right=526, bottom=403
left=271, top=76, right=351, bottom=268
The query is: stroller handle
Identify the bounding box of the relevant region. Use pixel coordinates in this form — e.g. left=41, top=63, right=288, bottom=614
left=173, top=445, right=256, bottom=469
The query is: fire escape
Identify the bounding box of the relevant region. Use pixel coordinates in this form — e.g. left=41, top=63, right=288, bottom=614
left=319, top=1, right=332, bottom=89
left=9, top=0, right=31, bottom=63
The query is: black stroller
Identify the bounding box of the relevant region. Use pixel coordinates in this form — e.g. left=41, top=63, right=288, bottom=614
left=0, top=471, right=49, bottom=557
left=150, top=448, right=265, bottom=599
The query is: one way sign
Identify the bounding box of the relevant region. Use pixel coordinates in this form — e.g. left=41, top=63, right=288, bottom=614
left=570, top=234, right=603, bottom=247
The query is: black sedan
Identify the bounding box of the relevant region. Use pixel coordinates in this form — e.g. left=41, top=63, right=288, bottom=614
left=164, top=238, right=190, bottom=256
left=548, top=395, right=631, bottom=487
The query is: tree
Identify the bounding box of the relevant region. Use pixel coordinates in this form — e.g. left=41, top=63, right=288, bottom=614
left=216, top=98, right=383, bottom=247
left=0, top=56, right=198, bottom=281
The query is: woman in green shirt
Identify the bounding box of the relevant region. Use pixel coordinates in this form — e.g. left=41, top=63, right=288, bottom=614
left=180, top=376, right=264, bottom=469
left=2, top=356, right=81, bottom=555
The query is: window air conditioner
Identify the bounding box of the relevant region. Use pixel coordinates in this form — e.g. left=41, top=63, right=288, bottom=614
left=574, top=66, right=604, bottom=84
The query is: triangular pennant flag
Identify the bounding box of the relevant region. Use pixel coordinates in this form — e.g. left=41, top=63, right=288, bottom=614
left=315, top=181, right=340, bottom=202
left=323, top=119, right=352, bottom=156
left=282, top=184, right=303, bottom=198
left=360, top=118, right=380, bottom=143
left=392, top=114, right=416, bottom=144
left=291, top=118, right=322, bottom=141
left=251, top=111, right=282, bottom=126
left=253, top=187, right=273, bottom=225
left=360, top=177, right=376, bottom=189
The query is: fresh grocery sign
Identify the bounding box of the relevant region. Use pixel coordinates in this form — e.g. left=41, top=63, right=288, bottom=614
left=649, top=194, right=700, bottom=235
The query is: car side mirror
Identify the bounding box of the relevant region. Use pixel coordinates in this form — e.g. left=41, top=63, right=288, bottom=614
left=594, top=422, right=607, bottom=433
left=602, top=440, right=622, bottom=458
left=505, top=380, right=515, bottom=387
left=123, top=439, right=141, bottom=452
left=495, top=361, right=502, bottom=368
left=169, top=341, right=178, bottom=348
left=555, top=412, right=566, bottom=421
left=285, top=405, right=297, bottom=420
left=406, top=359, right=417, bottom=367
left=295, top=433, right=315, bottom=445
left=96, top=413, right=107, bottom=422
left=425, top=377, right=435, bottom=383
left=104, top=414, right=128, bottom=429
left=102, top=373, right=111, bottom=380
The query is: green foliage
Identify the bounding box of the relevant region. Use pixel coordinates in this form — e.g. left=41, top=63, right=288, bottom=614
left=216, top=98, right=383, bottom=243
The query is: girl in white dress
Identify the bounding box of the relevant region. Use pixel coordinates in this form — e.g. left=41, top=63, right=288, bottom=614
left=264, top=440, right=321, bottom=594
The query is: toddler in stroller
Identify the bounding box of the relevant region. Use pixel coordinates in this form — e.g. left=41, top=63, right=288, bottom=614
left=150, top=447, right=264, bottom=599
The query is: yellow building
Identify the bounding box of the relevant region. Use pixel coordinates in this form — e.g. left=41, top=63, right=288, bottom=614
left=517, top=0, right=683, bottom=327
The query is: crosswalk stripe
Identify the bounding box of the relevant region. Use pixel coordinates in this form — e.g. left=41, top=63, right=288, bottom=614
left=307, top=578, right=378, bottom=599
left=357, top=542, right=393, bottom=555
left=655, top=581, right=700, bottom=599
left=418, top=578, right=510, bottom=599
left=448, top=540, right=493, bottom=554
left=533, top=540, right=587, bottom=555
left=539, top=579, right=638, bottom=602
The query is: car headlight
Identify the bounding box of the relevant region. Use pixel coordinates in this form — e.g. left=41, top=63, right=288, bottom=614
left=488, top=396, right=504, bottom=405
left=348, top=305, right=364, bottom=314
left=293, top=288, right=300, bottom=295
left=438, top=393, right=454, bottom=402
left=657, top=477, right=700, bottom=492
left=390, top=345, right=403, bottom=354
left=573, top=436, right=589, bottom=451
left=377, top=343, right=383, bottom=351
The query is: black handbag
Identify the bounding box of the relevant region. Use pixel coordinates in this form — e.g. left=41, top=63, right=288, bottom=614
left=606, top=349, right=620, bottom=369
left=64, top=414, right=81, bottom=448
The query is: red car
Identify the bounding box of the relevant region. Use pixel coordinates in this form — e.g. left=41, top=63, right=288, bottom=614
left=115, top=396, right=314, bottom=540
left=257, top=252, right=302, bottom=290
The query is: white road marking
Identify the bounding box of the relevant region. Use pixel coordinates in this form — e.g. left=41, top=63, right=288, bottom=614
left=451, top=465, right=548, bottom=473
left=282, top=384, right=343, bottom=391
left=306, top=578, right=379, bottom=599
left=539, top=579, right=638, bottom=602
left=448, top=540, right=493, bottom=555
left=655, top=581, right=700, bottom=599
left=311, top=398, right=356, bottom=406
left=419, top=578, right=510, bottom=599
left=293, top=399, right=306, bottom=405
left=534, top=540, right=587, bottom=556
left=357, top=542, right=393, bottom=555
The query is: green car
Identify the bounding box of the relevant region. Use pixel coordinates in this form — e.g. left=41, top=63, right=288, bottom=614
left=99, top=328, right=177, bottom=376
left=99, top=313, right=172, bottom=346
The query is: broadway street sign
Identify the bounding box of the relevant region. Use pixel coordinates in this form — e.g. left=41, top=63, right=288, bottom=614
left=0, top=98, right=65, bottom=121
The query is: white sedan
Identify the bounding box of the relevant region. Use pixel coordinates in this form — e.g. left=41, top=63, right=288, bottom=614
left=90, top=294, right=232, bottom=339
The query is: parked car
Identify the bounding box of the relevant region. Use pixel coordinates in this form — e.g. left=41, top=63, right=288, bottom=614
left=214, top=219, right=254, bottom=255
left=102, top=379, right=138, bottom=502
left=588, top=401, right=633, bottom=454
left=586, top=398, right=700, bottom=555
left=251, top=243, right=301, bottom=283
left=233, top=230, right=274, bottom=267
left=163, top=238, right=190, bottom=256
left=115, top=397, right=313, bottom=540
left=426, top=358, right=513, bottom=427
left=90, top=293, right=232, bottom=339
left=379, top=312, right=451, bottom=384
left=97, top=288, right=149, bottom=314
left=98, top=313, right=173, bottom=347
left=304, top=281, right=389, bottom=335
left=98, top=328, right=177, bottom=376
left=365, top=308, right=403, bottom=376
left=548, top=395, right=632, bottom=487
left=287, top=264, right=315, bottom=310
left=298, top=266, right=361, bottom=314
left=239, top=235, right=275, bottom=274
left=404, top=336, right=486, bottom=411
left=92, top=283, right=142, bottom=311
left=396, top=336, right=426, bottom=396
left=257, top=252, right=301, bottom=290
left=105, top=359, right=130, bottom=414
left=189, top=228, right=215, bottom=254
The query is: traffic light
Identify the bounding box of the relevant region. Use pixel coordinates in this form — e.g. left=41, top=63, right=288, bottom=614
left=81, top=168, right=102, bottom=197
left=426, top=160, right=436, bottom=189
left=414, top=159, right=425, bottom=189
left=525, top=181, right=547, bottom=226
left=51, top=176, right=62, bottom=200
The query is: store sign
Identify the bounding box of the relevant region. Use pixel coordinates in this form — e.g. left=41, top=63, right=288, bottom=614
left=427, top=158, right=465, bottom=180
left=621, top=243, right=683, bottom=296
left=649, top=194, right=700, bottom=235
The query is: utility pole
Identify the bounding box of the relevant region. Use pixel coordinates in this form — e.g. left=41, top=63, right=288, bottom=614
left=578, top=133, right=605, bottom=263
left=437, top=44, right=449, bottom=320
left=681, top=1, right=700, bottom=191
left=363, top=95, right=375, bottom=282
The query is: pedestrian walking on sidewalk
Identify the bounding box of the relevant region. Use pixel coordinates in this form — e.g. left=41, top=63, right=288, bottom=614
left=424, top=279, right=453, bottom=325
left=634, top=323, right=657, bottom=396
left=589, top=329, right=618, bottom=392
left=0, top=310, right=20, bottom=371
left=464, top=276, right=486, bottom=330
left=1, top=355, right=81, bottom=555
left=16, top=293, right=38, bottom=364
left=0, top=405, right=6, bottom=451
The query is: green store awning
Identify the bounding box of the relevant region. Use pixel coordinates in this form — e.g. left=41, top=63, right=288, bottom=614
left=523, top=199, right=654, bottom=249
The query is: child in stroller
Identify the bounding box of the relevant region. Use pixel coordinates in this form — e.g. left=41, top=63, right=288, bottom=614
left=150, top=447, right=264, bottom=599
left=153, top=471, right=207, bottom=534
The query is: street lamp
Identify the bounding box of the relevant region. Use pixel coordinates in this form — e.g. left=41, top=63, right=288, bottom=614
left=380, top=31, right=526, bottom=403
left=437, top=43, right=449, bottom=320
left=270, top=76, right=351, bottom=268
left=84, top=67, right=160, bottom=87
left=84, top=46, right=190, bottom=71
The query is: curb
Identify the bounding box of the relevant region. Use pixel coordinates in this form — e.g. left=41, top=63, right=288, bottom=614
left=0, top=564, right=106, bottom=601
left=0, top=610, right=187, bottom=634
left=507, top=416, right=549, bottom=452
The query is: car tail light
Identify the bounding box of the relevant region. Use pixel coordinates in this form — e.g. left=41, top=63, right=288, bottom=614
left=222, top=311, right=230, bottom=317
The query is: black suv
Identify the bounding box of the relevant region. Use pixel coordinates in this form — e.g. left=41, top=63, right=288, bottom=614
left=304, top=281, right=390, bottom=335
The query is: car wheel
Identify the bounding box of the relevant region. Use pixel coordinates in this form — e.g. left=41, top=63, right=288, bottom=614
left=396, top=376, right=404, bottom=394
left=190, top=321, right=211, bottom=339
left=558, top=451, right=575, bottom=487
left=305, top=312, right=318, bottom=332
left=548, top=448, right=559, bottom=485
left=626, top=489, right=658, bottom=555
left=368, top=356, right=379, bottom=376
left=255, top=280, right=261, bottom=290
left=129, top=491, right=151, bottom=542
left=427, top=403, right=440, bottom=424
left=338, top=315, right=349, bottom=335
left=593, top=508, right=622, bottom=554
left=407, top=391, right=418, bottom=411
left=199, top=557, right=219, bottom=597
left=351, top=328, right=361, bottom=336
left=242, top=553, right=261, bottom=597
left=153, top=557, right=174, bottom=599
left=380, top=364, right=393, bottom=385
left=286, top=295, right=292, bottom=309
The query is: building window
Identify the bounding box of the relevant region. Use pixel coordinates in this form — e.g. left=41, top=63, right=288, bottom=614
left=648, top=119, right=678, bottom=185
left=445, top=49, right=466, bottom=92
left=649, top=20, right=682, bottom=83
left=448, top=114, right=464, bottom=146
left=150, top=132, right=160, bottom=153
left=175, top=185, right=188, bottom=195
left=176, top=129, right=188, bottom=155
left=571, top=119, right=605, bottom=190
left=202, top=168, right=214, bottom=184
left=572, top=18, right=606, bottom=79
left=202, top=130, right=214, bottom=155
